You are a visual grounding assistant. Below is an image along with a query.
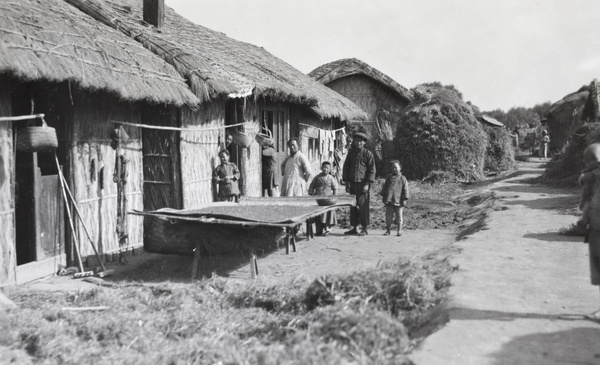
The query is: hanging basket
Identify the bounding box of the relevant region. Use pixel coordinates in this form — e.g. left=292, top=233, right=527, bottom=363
left=232, top=131, right=254, bottom=148
left=16, top=119, right=58, bottom=153
left=255, top=127, right=274, bottom=146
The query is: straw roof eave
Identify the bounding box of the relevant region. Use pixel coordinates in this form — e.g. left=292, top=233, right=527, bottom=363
left=66, top=0, right=365, bottom=120
left=0, top=0, right=200, bottom=107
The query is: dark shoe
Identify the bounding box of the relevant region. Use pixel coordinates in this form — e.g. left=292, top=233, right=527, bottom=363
left=344, top=228, right=359, bottom=235
left=383, top=230, right=390, bottom=236
left=322, top=230, right=329, bottom=237
left=359, top=229, right=368, bottom=236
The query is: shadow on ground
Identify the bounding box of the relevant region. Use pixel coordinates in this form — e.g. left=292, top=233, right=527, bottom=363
left=489, top=327, right=600, bottom=365
left=100, top=239, right=296, bottom=284
left=523, top=232, right=583, bottom=243
left=500, top=195, right=580, bottom=210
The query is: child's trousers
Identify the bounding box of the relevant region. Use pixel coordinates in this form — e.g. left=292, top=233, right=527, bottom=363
left=385, top=204, right=403, bottom=229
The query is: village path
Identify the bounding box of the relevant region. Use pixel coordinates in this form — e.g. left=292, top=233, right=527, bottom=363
left=409, top=159, right=600, bottom=365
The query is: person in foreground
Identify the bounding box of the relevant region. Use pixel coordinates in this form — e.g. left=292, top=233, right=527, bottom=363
left=281, top=138, right=312, bottom=197
left=579, top=143, right=600, bottom=321
left=212, top=150, right=240, bottom=202
left=379, top=160, right=409, bottom=236
left=342, top=131, right=376, bottom=236
left=309, top=161, right=338, bottom=236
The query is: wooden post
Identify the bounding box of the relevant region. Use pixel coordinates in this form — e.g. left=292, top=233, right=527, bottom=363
left=143, top=0, right=164, bottom=29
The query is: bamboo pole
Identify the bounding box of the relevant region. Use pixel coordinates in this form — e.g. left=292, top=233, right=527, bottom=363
left=0, top=113, right=44, bottom=122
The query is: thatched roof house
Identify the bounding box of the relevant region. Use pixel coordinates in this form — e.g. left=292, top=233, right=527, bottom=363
left=545, top=80, right=600, bottom=182
left=67, top=0, right=366, bottom=203
left=65, top=0, right=366, bottom=122
left=545, top=84, right=590, bottom=151
left=0, top=0, right=201, bottom=288
left=0, top=0, right=198, bottom=106
left=309, top=58, right=413, bottom=173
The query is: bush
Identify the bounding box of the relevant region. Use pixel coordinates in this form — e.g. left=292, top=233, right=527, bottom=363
left=483, top=125, right=516, bottom=172
left=396, top=85, right=488, bottom=181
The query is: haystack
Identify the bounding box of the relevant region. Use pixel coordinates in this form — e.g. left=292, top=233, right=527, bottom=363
left=482, top=125, right=516, bottom=173
left=395, top=85, right=488, bottom=181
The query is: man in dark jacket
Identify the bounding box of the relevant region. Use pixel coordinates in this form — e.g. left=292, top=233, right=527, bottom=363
left=342, top=131, right=376, bottom=235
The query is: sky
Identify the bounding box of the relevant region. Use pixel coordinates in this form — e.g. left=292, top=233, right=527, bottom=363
left=165, top=0, right=600, bottom=111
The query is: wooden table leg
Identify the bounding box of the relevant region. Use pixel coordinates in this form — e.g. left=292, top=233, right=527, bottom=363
left=306, top=220, right=311, bottom=241
left=191, top=241, right=201, bottom=280
left=285, top=227, right=290, bottom=255
left=291, top=229, right=297, bottom=252
left=250, top=251, right=259, bottom=279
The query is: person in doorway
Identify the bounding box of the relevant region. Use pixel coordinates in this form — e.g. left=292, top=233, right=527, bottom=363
left=261, top=139, right=278, bottom=197
left=539, top=130, right=550, bottom=159
left=579, top=143, right=600, bottom=321
left=342, top=131, right=376, bottom=236
left=379, top=160, right=409, bottom=236
left=281, top=138, right=312, bottom=197
left=212, top=149, right=240, bottom=202
left=308, top=161, right=338, bottom=236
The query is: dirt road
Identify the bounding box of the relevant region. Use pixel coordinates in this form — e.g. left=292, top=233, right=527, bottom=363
left=410, top=160, right=600, bottom=365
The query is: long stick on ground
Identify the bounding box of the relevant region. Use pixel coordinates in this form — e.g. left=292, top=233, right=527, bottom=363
left=54, top=152, right=93, bottom=278
left=57, top=169, right=109, bottom=274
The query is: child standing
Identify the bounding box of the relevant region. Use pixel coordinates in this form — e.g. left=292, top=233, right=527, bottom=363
left=580, top=143, right=600, bottom=320
left=308, top=161, right=338, bottom=236
left=380, top=160, right=409, bottom=236
left=212, top=150, right=240, bottom=202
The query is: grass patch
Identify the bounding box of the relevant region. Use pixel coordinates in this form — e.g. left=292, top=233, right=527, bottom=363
left=1, top=252, right=454, bottom=364
left=338, top=178, right=468, bottom=231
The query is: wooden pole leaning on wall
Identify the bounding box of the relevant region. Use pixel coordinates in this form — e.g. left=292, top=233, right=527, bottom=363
left=0, top=113, right=45, bottom=122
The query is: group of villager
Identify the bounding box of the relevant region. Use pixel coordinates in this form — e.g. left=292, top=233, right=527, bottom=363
left=212, top=131, right=409, bottom=237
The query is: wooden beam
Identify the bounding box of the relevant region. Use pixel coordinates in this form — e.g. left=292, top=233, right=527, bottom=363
left=143, top=0, right=164, bottom=29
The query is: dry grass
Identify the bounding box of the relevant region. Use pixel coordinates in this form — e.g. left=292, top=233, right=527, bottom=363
left=1, top=252, right=453, bottom=364
left=338, top=178, right=467, bottom=231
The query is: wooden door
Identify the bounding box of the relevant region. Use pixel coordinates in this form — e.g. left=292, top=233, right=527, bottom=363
left=142, top=128, right=181, bottom=211
left=262, top=108, right=288, bottom=186
left=34, top=163, right=64, bottom=261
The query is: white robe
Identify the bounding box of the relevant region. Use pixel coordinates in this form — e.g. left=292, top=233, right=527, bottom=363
left=281, top=151, right=311, bottom=197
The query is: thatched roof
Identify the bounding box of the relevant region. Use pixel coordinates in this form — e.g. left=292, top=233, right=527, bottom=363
left=479, top=115, right=504, bottom=128
left=308, top=58, right=413, bottom=103
left=582, top=79, right=600, bottom=123
left=545, top=84, right=589, bottom=150
left=546, top=85, right=589, bottom=122
left=0, top=0, right=199, bottom=106
left=65, top=0, right=367, bottom=121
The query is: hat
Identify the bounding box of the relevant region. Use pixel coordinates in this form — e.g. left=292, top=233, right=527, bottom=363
left=353, top=132, right=368, bottom=141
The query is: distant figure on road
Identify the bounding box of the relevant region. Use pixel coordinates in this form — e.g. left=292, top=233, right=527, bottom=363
left=539, top=130, right=550, bottom=159
left=579, top=143, right=600, bottom=321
